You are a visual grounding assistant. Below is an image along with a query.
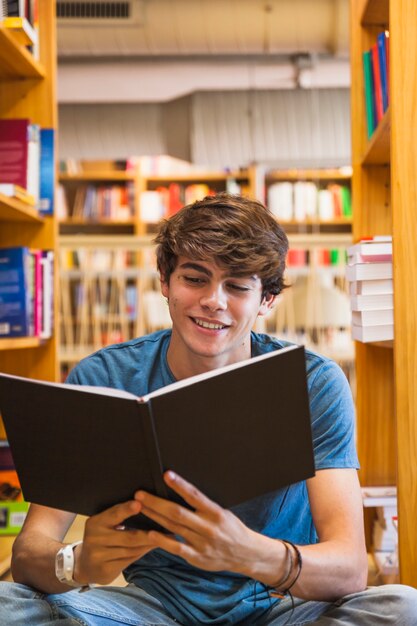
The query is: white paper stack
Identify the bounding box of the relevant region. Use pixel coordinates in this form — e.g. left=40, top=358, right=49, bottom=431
left=346, top=237, right=393, bottom=342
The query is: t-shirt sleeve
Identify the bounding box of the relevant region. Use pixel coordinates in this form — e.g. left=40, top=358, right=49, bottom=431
left=65, top=352, right=111, bottom=387
left=307, top=358, right=359, bottom=470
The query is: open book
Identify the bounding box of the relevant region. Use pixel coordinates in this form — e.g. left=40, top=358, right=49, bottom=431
left=0, top=344, right=315, bottom=530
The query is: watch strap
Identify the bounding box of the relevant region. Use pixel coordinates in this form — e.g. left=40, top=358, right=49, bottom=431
left=55, top=540, right=93, bottom=591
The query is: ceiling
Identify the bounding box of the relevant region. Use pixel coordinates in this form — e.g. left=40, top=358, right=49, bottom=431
left=56, top=0, right=350, bottom=103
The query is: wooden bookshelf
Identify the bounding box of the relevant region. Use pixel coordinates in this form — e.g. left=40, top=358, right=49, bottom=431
left=0, top=24, right=44, bottom=79
left=362, top=108, right=391, bottom=164
left=351, top=0, right=417, bottom=586
left=279, top=218, right=352, bottom=226
left=59, top=171, right=136, bottom=182
left=0, top=4, right=58, bottom=569
left=0, top=337, right=42, bottom=351
left=266, top=168, right=352, bottom=182
left=0, top=194, right=44, bottom=222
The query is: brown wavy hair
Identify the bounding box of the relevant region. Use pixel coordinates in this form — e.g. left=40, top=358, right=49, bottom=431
left=155, top=193, right=289, bottom=298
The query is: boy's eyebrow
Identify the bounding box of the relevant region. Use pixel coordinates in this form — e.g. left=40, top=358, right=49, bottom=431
left=178, top=262, right=257, bottom=281
left=179, top=262, right=212, bottom=276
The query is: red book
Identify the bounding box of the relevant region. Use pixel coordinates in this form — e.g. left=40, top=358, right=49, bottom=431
left=0, top=118, right=39, bottom=200
left=371, top=44, right=384, bottom=124
left=167, top=183, right=182, bottom=217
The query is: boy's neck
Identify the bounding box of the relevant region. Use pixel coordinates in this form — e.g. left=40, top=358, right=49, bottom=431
left=166, top=333, right=252, bottom=381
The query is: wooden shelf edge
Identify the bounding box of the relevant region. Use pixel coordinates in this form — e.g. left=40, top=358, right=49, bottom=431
left=0, top=25, right=45, bottom=79
left=0, top=194, right=44, bottom=223
left=354, top=339, right=394, bottom=349
left=144, top=170, right=250, bottom=183
left=279, top=219, right=352, bottom=226
left=59, top=219, right=136, bottom=225
left=360, top=0, right=389, bottom=26
left=0, top=337, right=43, bottom=351
left=266, top=168, right=352, bottom=182
left=362, top=109, right=391, bottom=165
left=59, top=172, right=136, bottom=182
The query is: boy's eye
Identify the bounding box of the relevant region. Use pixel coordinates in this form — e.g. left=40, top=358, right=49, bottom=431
left=228, top=283, right=250, bottom=292
left=184, top=276, right=205, bottom=284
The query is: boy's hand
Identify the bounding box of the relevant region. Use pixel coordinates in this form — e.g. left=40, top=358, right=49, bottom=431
left=134, top=471, right=277, bottom=579
left=74, top=499, right=157, bottom=586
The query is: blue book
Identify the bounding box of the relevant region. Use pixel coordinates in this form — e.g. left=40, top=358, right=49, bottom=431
left=39, top=129, right=55, bottom=215
left=377, top=32, right=389, bottom=112
left=0, top=247, right=32, bottom=337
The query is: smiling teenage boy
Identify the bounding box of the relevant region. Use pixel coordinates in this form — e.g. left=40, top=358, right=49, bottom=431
left=1, top=194, right=416, bottom=625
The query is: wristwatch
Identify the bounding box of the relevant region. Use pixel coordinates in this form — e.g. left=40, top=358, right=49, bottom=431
left=55, top=540, right=88, bottom=590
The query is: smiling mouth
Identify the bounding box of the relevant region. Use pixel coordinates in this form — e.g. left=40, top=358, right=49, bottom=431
left=192, top=318, right=228, bottom=330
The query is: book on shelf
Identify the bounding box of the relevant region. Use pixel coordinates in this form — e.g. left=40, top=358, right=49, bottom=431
left=293, top=181, right=317, bottom=220
left=346, top=261, right=392, bottom=282
left=0, top=344, right=315, bottom=531
left=361, top=486, right=397, bottom=508
left=362, top=32, right=390, bottom=139
left=371, top=43, right=384, bottom=125
left=347, top=237, right=392, bottom=264
left=39, top=129, right=55, bottom=216
left=352, top=308, right=393, bottom=327
left=1, top=15, right=38, bottom=46
left=0, top=246, right=54, bottom=338
left=349, top=278, right=393, bottom=296
left=267, top=182, right=293, bottom=221
left=351, top=323, right=393, bottom=343
left=0, top=183, right=35, bottom=205
left=40, top=250, right=54, bottom=339
left=317, top=189, right=334, bottom=220
left=350, top=293, right=393, bottom=311
left=140, top=190, right=165, bottom=223
left=0, top=119, right=40, bottom=204
left=377, top=31, right=389, bottom=112
left=0, top=247, right=32, bottom=337
left=0, top=469, right=28, bottom=536
left=363, top=49, right=376, bottom=138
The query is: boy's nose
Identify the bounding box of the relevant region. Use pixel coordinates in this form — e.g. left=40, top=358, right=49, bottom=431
left=200, top=286, right=227, bottom=310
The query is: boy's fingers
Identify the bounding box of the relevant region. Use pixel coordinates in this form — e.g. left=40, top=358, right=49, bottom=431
left=163, top=471, right=220, bottom=513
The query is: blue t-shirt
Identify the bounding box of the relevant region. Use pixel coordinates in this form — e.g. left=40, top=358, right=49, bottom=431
left=66, top=330, right=359, bottom=626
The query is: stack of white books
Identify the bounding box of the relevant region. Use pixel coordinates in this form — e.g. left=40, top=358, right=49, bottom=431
left=361, top=486, right=398, bottom=578
left=346, top=236, right=393, bottom=342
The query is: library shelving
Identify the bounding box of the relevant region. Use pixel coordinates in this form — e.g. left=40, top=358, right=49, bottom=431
left=0, top=4, right=58, bottom=574
left=137, top=166, right=257, bottom=232
left=58, top=167, right=143, bottom=235
left=351, top=0, right=417, bottom=585
left=265, top=168, right=353, bottom=232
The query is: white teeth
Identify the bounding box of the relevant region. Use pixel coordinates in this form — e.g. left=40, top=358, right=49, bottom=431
left=194, top=319, right=225, bottom=330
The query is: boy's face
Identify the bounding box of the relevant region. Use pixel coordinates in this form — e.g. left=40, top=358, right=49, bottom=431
left=161, top=256, right=274, bottom=375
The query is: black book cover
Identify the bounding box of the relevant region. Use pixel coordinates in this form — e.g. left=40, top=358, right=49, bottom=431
left=0, top=344, right=315, bottom=530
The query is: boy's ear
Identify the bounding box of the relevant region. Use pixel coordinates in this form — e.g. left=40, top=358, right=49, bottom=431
left=258, top=293, right=277, bottom=317
left=160, top=275, right=169, bottom=298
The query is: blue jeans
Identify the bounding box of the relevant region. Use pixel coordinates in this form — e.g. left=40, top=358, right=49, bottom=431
left=0, top=581, right=416, bottom=625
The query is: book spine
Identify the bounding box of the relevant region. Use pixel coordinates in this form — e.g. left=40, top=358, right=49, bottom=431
left=32, top=249, right=42, bottom=336
left=363, top=51, right=375, bottom=138
left=0, top=247, right=31, bottom=337
left=371, top=44, right=384, bottom=124
left=39, top=129, right=55, bottom=216
left=0, top=118, right=30, bottom=190
left=377, top=32, right=389, bottom=112
left=140, top=402, right=169, bottom=499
